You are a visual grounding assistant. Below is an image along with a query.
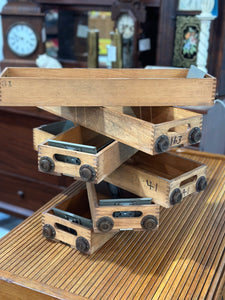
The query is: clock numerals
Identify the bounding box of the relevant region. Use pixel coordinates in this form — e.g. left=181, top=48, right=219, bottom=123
left=7, top=23, right=38, bottom=57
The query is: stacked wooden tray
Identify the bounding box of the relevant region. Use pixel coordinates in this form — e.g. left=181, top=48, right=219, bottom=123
left=33, top=110, right=207, bottom=253
left=0, top=66, right=215, bottom=254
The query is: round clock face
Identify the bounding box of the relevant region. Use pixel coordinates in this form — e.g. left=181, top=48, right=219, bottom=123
left=7, top=23, right=38, bottom=57
left=117, top=13, right=135, bottom=39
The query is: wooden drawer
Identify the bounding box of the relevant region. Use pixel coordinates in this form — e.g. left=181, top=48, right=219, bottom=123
left=36, top=123, right=136, bottom=184
left=0, top=67, right=216, bottom=106
left=40, top=106, right=203, bottom=155
left=105, top=152, right=207, bottom=208
left=87, top=182, right=160, bottom=233
left=42, top=182, right=116, bottom=255
left=0, top=171, right=63, bottom=212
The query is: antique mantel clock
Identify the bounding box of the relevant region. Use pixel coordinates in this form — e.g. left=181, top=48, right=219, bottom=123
left=111, top=0, right=146, bottom=67
left=0, top=0, right=45, bottom=69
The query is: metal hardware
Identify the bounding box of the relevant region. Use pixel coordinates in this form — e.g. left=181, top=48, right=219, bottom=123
left=99, top=198, right=152, bottom=206
left=188, top=127, right=202, bottom=144
left=54, top=154, right=81, bottom=165
left=141, top=215, right=158, bottom=230
left=76, top=237, right=90, bottom=253
left=112, top=211, right=142, bottom=218
left=196, top=176, right=207, bottom=192
left=52, top=208, right=92, bottom=229
left=43, top=224, right=56, bottom=239
left=39, top=156, right=55, bottom=173
left=170, top=188, right=183, bottom=205
left=96, top=217, right=114, bottom=232
left=17, top=190, right=24, bottom=198
left=79, top=165, right=96, bottom=182
left=155, top=135, right=169, bottom=153
left=187, top=65, right=206, bottom=79
left=48, top=139, right=98, bottom=154
left=39, top=120, right=74, bottom=135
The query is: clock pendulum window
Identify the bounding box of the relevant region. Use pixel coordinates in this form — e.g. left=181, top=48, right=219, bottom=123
left=0, top=1, right=45, bottom=69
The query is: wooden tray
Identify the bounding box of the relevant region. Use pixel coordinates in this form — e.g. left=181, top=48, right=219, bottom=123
left=36, top=123, right=136, bottom=183
left=87, top=182, right=160, bottom=233
left=0, top=67, right=216, bottom=106
left=42, top=183, right=116, bottom=255
left=105, top=152, right=207, bottom=208
left=46, top=106, right=203, bottom=155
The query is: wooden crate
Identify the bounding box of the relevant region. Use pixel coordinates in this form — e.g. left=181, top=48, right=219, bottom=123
left=86, top=182, right=160, bottom=233
left=40, top=106, right=204, bottom=155
left=0, top=67, right=216, bottom=106
left=42, top=182, right=116, bottom=255
left=105, top=152, right=207, bottom=208
left=37, top=123, right=136, bottom=183
left=46, top=106, right=203, bottom=155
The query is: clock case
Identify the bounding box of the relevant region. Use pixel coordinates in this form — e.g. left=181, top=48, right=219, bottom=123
left=112, top=0, right=146, bottom=68
left=0, top=1, right=45, bottom=69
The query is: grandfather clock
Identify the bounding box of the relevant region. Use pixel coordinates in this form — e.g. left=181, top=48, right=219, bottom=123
left=111, top=0, right=146, bottom=67
left=0, top=0, right=45, bottom=69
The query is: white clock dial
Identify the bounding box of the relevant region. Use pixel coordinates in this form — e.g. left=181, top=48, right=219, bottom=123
left=117, top=14, right=135, bottom=39
left=7, top=23, right=38, bottom=57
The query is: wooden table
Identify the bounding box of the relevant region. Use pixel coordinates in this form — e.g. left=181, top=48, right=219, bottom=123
left=0, top=149, right=224, bottom=300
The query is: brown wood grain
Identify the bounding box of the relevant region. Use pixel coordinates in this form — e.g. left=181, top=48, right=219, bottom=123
left=0, top=68, right=216, bottom=106
left=41, top=106, right=203, bottom=155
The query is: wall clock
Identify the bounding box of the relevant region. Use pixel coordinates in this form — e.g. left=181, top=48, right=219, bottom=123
left=7, top=22, right=38, bottom=57
left=112, top=0, right=146, bottom=68
left=0, top=1, right=45, bottom=69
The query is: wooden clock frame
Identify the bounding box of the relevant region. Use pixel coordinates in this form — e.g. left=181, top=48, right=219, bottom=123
left=111, top=0, right=146, bottom=67
left=0, top=1, right=46, bottom=69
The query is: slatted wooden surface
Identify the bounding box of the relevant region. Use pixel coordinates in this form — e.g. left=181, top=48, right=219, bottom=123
left=0, top=150, right=224, bottom=300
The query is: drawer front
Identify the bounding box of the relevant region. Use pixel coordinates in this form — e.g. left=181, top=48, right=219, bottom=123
left=0, top=172, right=63, bottom=212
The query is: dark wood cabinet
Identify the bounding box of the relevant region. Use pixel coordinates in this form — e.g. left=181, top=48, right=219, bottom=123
left=0, top=107, right=74, bottom=218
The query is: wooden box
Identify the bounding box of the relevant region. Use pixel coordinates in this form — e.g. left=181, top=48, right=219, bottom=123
left=39, top=106, right=203, bottom=155
left=42, top=183, right=116, bottom=255
left=0, top=67, right=216, bottom=106
left=63, top=106, right=203, bottom=155
left=105, top=152, right=207, bottom=208
left=87, top=182, right=160, bottom=233
left=36, top=123, right=136, bottom=183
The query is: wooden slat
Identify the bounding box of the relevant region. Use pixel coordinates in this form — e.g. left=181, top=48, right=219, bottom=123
left=0, top=150, right=224, bottom=299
